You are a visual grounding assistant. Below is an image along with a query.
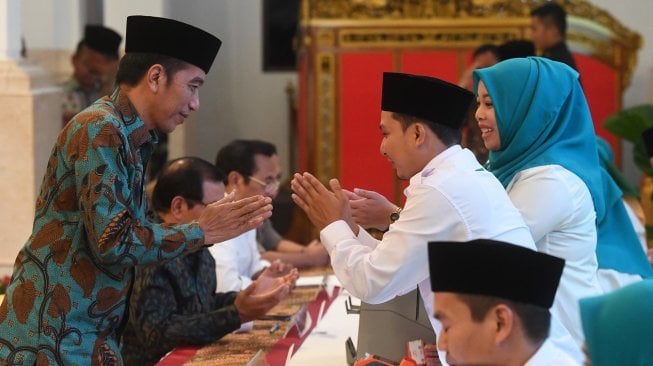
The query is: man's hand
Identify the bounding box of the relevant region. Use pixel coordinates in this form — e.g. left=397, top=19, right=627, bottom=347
left=305, top=240, right=330, bottom=266
left=235, top=269, right=298, bottom=323
left=290, top=172, right=356, bottom=233
left=198, top=191, right=273, bottom=244
left=260, top=259, right=294, bottom=278
left=344, top=188, right=398, bottom=231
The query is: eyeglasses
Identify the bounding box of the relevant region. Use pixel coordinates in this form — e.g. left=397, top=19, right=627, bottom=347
left=248, top=176, right=281, bottom=195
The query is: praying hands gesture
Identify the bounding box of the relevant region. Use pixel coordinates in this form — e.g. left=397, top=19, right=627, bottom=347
left=198, top=190, right=273, bottom=244
left=344, top=188, right=399, bottom=231
left=290, top=173, right=357, bottom=234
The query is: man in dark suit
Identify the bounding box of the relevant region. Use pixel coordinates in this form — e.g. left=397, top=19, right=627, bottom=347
left=531, top=3, right=578, bottom=71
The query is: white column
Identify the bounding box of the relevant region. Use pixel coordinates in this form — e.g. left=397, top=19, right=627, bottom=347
left=0, top=0, right=61, bottom=277
left=0, top=0, right=21, bottom=60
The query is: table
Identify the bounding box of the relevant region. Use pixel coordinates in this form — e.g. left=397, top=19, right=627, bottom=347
left=157, top=268, right=357, bottom=365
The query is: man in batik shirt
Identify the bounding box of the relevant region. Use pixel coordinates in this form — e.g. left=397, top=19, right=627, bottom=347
left=0, top=16, right=273, bottom=365
left=121, top=157, right=297, bottom=365
left=61, top=25, right=121, bottom=127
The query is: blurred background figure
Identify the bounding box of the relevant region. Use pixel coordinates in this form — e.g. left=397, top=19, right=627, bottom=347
left=61, top=24, right=121, bottom=126
left=530, top=2, right=578, bottom=71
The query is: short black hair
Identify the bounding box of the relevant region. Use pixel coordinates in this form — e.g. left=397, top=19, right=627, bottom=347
left=75, top=41, right=120, bottom=61
left=531, top=2, right=567, bottom=37
left=457, top=293, right=551, bottom=344
left=392, top=113, right=461, bottom=146
left=215, top=140, right=277, bottom=185
left=115, top=52, right=189, bottom=86
left=151, top=157, right=225, bottom=214
left=473, top=44, right=499, bottom=59
left=497, top=40, right=536, bottom=60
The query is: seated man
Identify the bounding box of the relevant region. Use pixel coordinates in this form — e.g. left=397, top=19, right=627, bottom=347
left=121, top=157, right=297, bottom=365
left=211, top=140, right=326, bottom=293
left=428, top=239, right=577, bottom=365
left=580, top=279, right=653, bottom=366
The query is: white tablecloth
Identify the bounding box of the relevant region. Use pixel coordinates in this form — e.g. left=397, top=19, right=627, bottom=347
left=287, top=276, right=359, bottom=366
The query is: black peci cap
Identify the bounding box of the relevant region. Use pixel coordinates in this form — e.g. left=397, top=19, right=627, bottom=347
left=428, top=239, right=564, bottom=308
left=381, top=72, right=474, bottom=129
left=125, top=16, right=222, bottom=74
left=84, top=25, right=122, bottom=58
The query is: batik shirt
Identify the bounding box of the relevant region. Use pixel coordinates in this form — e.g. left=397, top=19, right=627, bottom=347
left=61, top=76, right=101, bottom=128
left=121, top=249, right=241, bottom=365
left=0, top=88, right=205, bottom=366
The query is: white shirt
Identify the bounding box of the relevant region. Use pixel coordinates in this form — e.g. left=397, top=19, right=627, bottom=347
left=506, top=165, right=603, bottom=347
left=524, top=339, right=580, bottom=366
left=320, top=146, right=537, bottom=362
left=209, top=229, right=270, bottom=292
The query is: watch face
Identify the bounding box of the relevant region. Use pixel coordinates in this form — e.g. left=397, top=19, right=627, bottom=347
left=390, top=212, right=400, bottom=222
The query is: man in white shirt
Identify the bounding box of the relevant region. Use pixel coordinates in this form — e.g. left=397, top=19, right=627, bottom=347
left=211, top=140, right=303, bottom=292
left=428, top=239, right=578, bottom=366
left=290, top=72, right=543, bottom=363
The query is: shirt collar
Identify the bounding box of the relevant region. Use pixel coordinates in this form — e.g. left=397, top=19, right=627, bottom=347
left=110, top=87, right=158, bottom=147
left=524, top=339, right=555, bottom=366
left=409, top=145, right=463, bottom=186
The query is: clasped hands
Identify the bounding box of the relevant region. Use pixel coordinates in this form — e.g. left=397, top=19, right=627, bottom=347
left=290, top=172, right=399, bottom=234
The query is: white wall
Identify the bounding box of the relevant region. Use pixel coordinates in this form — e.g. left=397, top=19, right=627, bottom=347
left=164, top=0, right=295, bottom=172
left=22, top=0, right=82, bottom=50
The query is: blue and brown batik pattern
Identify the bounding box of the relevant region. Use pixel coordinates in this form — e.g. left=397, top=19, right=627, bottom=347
left=0, top=89, right=205, bottom=365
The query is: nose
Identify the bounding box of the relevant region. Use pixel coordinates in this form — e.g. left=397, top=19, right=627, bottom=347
left=379, top=140, right=386, bottom=156
left=437, top=331, right=447, bottom=352
left=475, top=105, right=484, bottom=123
left=189, top=93, right=200, bottom=111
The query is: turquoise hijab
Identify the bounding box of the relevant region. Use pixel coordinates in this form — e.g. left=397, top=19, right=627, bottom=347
left=473, top=57, right=653, bottom=277
left=580, top=280, right=653, bottom=366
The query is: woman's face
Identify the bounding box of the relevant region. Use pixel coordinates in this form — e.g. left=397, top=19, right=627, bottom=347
left=475, top=80, right=502, bottom=151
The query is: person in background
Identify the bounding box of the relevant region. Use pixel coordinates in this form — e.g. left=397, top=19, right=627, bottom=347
left=214, top=139, right=328, bottom=275
left=530, top=2, right=578, bottom=71
left=457, top=44, right=499, bottom=91
left=62, top=24, right=122, bottom=126
left=580, top=279, right=653, bottom=366
left=428, top=239, right=577, bottom=365
left=122, top=157, right=296, bottom=365
left=497, top=39, right=536, bottom=60
left=0, top=16, right=273, bottom=365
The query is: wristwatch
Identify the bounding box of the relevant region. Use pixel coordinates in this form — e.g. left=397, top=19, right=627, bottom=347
left=390, top=206, right=402, bottom=223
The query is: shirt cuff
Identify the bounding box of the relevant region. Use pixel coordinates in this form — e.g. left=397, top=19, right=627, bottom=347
left=320, top=220, right=357, bottom=253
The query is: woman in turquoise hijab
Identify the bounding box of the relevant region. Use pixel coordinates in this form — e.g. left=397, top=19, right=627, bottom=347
left=473, top=57, right=653, bottom=348
left=580, top=279, right=653, bottom=366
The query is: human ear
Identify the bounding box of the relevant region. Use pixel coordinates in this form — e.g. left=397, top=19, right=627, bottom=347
left=227, top=171, right=242, bottom=188
left=146, top=64, right=166, bottom=92
left=493, top=304, right=514, bottom=344
left=414, top=123, right=427, bottom=145
left=169, top=196, right=187, bottom=220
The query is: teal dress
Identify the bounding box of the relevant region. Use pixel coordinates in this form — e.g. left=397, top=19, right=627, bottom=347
left=0, top=89, right=205, bottom=365
left=473, top=56, right=653, bottom=279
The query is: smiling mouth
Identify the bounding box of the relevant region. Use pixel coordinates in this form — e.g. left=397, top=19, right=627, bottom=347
left=480, top=127, right=493, bottom=139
